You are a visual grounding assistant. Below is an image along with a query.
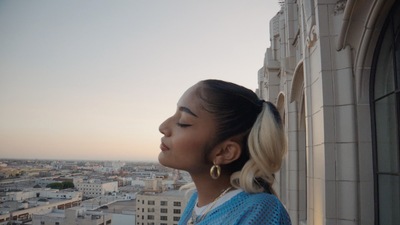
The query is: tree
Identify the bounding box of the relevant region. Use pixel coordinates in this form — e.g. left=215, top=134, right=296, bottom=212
left=61, top=181, right=74, bottom=189
left=46, top=181, right=74, bottom=189
left=46, top=182, right=63, bottom=189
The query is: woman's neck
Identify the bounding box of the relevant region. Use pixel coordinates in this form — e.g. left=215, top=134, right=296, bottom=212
left=190, top=174, right=232, bottom=207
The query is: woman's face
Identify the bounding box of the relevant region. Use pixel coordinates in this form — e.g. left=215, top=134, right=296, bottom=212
left=158, top=83, right=216, bottom=174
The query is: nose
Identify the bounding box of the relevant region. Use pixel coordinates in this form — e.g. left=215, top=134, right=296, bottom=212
left=159, top=117, right=171, bottom=136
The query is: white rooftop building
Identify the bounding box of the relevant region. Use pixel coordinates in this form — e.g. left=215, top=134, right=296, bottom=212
left=32, top=207, right=112, bottom=225
left=75, top=180, right=118, bottom=198
left=0, top=189, right=82, bottom=224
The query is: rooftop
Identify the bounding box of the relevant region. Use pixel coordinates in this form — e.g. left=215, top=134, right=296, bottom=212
left=96, top=200, right=136, bottom=214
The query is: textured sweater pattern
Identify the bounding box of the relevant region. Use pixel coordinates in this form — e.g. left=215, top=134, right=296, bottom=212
left=179, top=191, right=292, bottom=225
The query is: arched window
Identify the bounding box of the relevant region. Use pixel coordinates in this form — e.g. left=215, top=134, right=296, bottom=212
left=371, top=2, right=400, bottom=225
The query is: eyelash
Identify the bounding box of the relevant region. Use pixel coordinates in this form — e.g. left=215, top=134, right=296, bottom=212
left=176, top=123, right=191, bottom=128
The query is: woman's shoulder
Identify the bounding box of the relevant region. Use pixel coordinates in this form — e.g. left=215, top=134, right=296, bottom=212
left=234, top=192, right=289, bottom=215
left=220, top=191, right=291, bottom=224
left=236, top=191, right=281, bottom=206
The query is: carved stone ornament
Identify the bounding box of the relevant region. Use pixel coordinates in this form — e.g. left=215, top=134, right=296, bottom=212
left=306, top=25, right=317, bottom=48
left=334, top=0, right=347, bottom=15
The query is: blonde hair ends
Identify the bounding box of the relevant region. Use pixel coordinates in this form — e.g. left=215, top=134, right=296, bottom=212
left=231, top=103, right=287, bottom=194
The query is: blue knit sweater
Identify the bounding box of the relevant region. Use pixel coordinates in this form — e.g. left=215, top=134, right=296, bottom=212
left=179, top=191, right=291, bottom=225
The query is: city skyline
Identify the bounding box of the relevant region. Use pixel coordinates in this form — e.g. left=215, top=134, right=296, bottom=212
left=0, top=1, right=280, bottom=161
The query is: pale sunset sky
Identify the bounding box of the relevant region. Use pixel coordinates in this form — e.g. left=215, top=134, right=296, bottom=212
left=0, top=1, right=281, bottom=161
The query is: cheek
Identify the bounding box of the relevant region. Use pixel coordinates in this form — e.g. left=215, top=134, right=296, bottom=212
left=174, top=132, right=211, bottom=156
left=174, top=135, right=204, bottom=152
left=181, top=140, right=212, bottom=171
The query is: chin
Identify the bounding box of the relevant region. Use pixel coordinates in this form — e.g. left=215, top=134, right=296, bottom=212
left=158, top=152, right=172, bottom=168
left=158, top=153, right=183, bottom=170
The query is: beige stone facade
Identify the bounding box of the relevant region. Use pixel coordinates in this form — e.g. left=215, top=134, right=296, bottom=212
left=136, top=190, right=187, bottom=225
left=259, top=1, right=399, bottom=225
left=75, top=180, right=118, bottom=198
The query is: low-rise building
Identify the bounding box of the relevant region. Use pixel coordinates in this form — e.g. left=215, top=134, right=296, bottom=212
left=136, top=190, right=187, bottom=225
left=136, top=179, right=187, bottom=225
left=32, top=207, right=112, bottom=225
left=75, top=180, right=118, bottom=198
left=0, top=189, right=82, bottom=224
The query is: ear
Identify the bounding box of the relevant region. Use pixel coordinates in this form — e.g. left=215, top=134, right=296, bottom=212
left=213, top=140, right=242, bottom=165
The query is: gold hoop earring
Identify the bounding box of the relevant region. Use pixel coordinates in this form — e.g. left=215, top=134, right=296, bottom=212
left=210, top=163, right=221, bottom=180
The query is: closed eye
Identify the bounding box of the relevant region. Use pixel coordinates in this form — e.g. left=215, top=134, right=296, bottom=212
left=176, top=123, right=191, bottom=128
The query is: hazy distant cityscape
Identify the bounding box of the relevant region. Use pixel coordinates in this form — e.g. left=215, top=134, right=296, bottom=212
left=0, top=159, right=191, bottom=225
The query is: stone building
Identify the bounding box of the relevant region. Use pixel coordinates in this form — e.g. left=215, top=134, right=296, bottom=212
left=0, top=190, right=81, bottom=224
left=258, top=1, right=399, bottom=225
left=136, top=190, right=186, bottom=225
left=135, top=179, right=187, bottom=225
left=75, top=180, right=118, bottom=198
left=32, top=207, right=112, bottom=225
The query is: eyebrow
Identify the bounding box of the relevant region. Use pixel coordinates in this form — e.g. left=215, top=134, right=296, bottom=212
left=178, top=106, right=198, bottom=117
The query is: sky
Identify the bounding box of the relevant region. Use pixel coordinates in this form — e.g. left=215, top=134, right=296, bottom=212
left=0, top=1, right=281, bottom=162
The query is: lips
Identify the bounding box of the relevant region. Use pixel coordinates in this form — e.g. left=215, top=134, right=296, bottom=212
left=160, top=142, right=170, bottom=151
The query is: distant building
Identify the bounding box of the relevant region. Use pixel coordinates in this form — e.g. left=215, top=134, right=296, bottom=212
left=0, top=189, right=81, bottom=224
left=75, top=180, right=118, bottom=198
left=136, top=179, right=187, bottom=225
left=32, top=198, right=137, bottom=225
left=259, top=1, right=399, bottom=225
left=32, top=207, right=112, bottom=225
left=96, top=199, right=136, bottom=225
left=136, top=190, right=187, bottom=225
left=0, top=167, right=20, bottom=179
left=95, top=161, right=125, bottom=174
left=62, top=161, right=78, bottom=170
left=38, top=171, right=53, bottom=177
left=112, top=176, right=132, bottom=187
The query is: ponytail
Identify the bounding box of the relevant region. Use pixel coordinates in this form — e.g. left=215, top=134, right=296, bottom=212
left=230, top=101, right=287, bottom=195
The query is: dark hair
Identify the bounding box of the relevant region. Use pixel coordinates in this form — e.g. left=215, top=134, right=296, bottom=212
left=197, top=79, right=263, bottom=172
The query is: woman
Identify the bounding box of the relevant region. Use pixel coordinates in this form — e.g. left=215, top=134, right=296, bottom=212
left=158, top=79, right=291, bottom=225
